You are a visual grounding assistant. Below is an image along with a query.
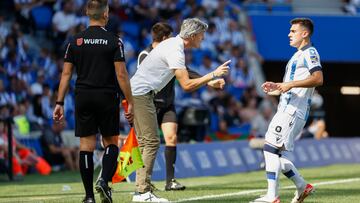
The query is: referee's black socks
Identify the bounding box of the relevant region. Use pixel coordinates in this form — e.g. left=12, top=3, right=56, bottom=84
left=80, top=151, right=94, bottom=198
left=101, top=144, right=119, bottom=183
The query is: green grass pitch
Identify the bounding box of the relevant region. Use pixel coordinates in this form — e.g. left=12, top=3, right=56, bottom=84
left=0, top=164, right=359, bottom=202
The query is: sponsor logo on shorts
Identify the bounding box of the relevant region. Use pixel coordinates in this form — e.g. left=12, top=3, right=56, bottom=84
left=289, top=121, right=294, bottom=127
left=275, top=126, right=282, bottom=133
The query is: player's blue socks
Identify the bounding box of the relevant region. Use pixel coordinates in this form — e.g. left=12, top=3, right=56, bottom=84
left=263, top=144, right=281, bottom=199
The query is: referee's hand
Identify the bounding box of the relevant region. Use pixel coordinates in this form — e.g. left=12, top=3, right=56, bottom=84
left=53, top=105, right=64, bottom=122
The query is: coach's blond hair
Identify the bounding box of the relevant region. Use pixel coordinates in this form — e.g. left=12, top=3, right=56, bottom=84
left=179, top=18, right=208, bottom=39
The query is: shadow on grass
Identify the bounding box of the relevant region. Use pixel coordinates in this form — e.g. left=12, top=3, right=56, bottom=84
left=183, top=181, right=266, bottom=191
left=0, top=189, right=134, bottom=199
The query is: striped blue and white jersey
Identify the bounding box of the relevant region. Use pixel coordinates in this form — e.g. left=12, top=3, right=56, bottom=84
left=278, top=44, right=322, bottom=120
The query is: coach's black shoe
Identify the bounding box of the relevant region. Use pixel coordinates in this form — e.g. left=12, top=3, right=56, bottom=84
left=82, top=196, right=95, bottom=203
left=95, top=178, right=112, bottom=203
left=165, top=179, right=186, bottom=191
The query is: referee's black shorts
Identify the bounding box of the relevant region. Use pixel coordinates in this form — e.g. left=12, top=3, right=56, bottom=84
left=156, top=104, right=177, bottom=126
left=75, top=89, right=120, bottom=137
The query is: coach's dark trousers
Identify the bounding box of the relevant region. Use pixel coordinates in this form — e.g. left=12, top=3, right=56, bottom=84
left=133, top=91, right=160, bottom=193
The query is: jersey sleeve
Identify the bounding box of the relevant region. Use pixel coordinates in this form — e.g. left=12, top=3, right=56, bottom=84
left=137, top=50, right=149, bottom=66
left=64, top=43, right=74, bottom=63
left=114, top=37, right=126, bottom=62
left=304, top=48, right=322, bottom=74
left=166, top=51, right=186, bottom=70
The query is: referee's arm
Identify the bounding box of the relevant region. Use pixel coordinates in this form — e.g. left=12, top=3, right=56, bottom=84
left=53, top=62, right=73, bottom=121
left=114, top=61, right=133, bottom=103
left=57, top=62, right=74, bottom=102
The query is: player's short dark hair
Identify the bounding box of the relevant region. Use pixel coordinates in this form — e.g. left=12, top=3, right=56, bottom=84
left=290, top=18, right=314, bottom=36
left=86, top=0, right=108, bottom=20
left=151, top=22, right=173, bottom=42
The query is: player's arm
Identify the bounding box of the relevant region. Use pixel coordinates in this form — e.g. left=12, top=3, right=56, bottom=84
left=277, top=70, right=323, bottom=93
left=174, top=60, right=230, bottom=92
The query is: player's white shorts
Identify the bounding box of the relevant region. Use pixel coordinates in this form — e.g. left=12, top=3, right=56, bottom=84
left=265, top=111, right=306, bottom=151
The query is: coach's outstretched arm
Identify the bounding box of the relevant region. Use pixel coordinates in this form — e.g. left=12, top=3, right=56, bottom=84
left=115, top=61, right=134, bottom=123
left=174, top=60, right=230, bottom=92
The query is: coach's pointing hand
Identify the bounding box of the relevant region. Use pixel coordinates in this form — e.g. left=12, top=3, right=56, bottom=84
left=213, top=60, right=231, bottom=78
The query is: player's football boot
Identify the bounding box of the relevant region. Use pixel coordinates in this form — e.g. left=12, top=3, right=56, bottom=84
left=291, top=183, right=315, bottom=203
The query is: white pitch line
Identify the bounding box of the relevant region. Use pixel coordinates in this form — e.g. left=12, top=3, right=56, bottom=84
left=174, top=178, right=360, bottom=202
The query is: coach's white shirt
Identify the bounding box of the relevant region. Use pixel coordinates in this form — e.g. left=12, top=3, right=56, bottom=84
left=130, top=35, right=186, bottom=96
left=278, top=44, right=322, bottom=120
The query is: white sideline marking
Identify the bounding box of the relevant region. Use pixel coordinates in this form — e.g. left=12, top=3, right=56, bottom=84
left=6, top=178, right=360, bottom=202
left=174, top=178, right=360, bottom=202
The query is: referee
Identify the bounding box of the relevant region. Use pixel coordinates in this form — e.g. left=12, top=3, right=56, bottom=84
left=53, top=1, right=133, bottom=203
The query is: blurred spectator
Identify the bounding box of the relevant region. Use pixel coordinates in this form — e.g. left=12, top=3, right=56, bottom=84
left=198, top=55, right=218, bottom=76
left=303, top=119, right=328, bottom=140
left=52, top=0, right=78, bottom=53
left=13, top=102, right=31, bottom=138
left=0, top=79, right=16, bottom=107
left=229, top=57, right=255, bottom=100
left=301, top=91, right=328, bottom=140
left=42, top=121, right=79, bottom=171
left=251, top=97, right=276, bottom=137
left=343, top=0, right=360, bottom=15
left=14, top=0, right=39, bottom=33
left=155, top=0, right=178, bottom=20
left=0, top=120, right=51, bottom=177
left=0, top=14, right=10, bottom=42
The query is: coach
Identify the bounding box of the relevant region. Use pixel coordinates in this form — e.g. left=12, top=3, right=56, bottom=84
left=130, top=18, right=230, bottom=202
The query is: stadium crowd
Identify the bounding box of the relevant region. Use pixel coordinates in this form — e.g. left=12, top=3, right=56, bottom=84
left=0, top=0, right=325, bottom=176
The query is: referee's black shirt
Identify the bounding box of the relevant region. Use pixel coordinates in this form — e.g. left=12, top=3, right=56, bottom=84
left=64, top=26, right=125, bottom=92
